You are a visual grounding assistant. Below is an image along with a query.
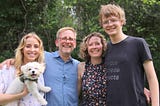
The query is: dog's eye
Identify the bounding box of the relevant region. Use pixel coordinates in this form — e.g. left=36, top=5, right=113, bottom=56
left=28, top=68, right=32, bottom=71
left=35, top=68, right=38, bottom=70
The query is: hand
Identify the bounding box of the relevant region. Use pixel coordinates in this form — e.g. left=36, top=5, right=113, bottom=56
left=0, top=58, right=15, bottom=69
left=21, top=85, right=29, bottom=97
left=144, top=88, right=151, bottom=104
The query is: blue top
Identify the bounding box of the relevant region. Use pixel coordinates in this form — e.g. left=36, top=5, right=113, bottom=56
left=43, top=51, right=79, bottom=106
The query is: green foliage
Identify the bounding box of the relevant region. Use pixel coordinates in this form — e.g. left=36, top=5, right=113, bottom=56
left=0, top=0, right=160, bottom=82
left=142, top=0, right=160, bottom=5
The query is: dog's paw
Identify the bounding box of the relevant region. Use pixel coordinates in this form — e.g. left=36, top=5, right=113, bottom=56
left=44, top=86, right=51, bottom=92
left=40, top=99, right=48, bottom=105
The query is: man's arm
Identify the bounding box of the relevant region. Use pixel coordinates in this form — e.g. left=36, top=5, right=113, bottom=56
left=143, top=60, right=159, bottom=106
left=0, top=58, right=15, bottom=69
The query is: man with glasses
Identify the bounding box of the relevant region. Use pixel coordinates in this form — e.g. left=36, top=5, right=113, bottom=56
left=99, top=4, right=159, bottom=106
left=44, top=27, right=79, bottom=106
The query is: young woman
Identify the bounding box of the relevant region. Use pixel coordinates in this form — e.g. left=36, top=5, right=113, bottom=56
left=78, top=32, right=107, bottom=105
left=0, top=32, right=45, bottom=106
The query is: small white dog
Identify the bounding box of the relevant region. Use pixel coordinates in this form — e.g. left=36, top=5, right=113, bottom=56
left=5, top=62, right=51, bottom=106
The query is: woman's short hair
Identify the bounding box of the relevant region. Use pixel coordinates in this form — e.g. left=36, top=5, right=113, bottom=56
left=79, top=32, right=107, bottom=61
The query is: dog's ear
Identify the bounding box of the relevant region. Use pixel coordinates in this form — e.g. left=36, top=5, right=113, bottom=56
left=21, top=64, right=27, bottom=73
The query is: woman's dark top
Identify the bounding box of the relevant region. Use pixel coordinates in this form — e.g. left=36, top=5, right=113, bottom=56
left=80, top=61, right=107, bottom=106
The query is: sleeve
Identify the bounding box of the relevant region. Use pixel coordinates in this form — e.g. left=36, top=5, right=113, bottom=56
left=0, top=70, right=5, bottom=93
left=138, top=38, right=152, bottom=63
left=0, top=65, right=16, bottom=93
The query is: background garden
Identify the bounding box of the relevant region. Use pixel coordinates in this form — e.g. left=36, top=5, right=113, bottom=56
left=0, top=0, right=160, bottom=84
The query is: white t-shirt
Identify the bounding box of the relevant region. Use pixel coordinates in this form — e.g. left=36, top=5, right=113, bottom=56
left=0, top=65, right=45, bottom=106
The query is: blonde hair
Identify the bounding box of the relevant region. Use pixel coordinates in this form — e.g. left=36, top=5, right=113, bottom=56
left=79, top=32, right=107, bottom=61
left=99, top=4, right=126, bottom=26
left=14, top=32, right=44, bottom=75
left=56, top=27, right=77, bottom=39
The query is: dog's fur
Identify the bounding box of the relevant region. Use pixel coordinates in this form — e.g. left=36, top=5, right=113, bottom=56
left=5, top=62, right=51, bottom=106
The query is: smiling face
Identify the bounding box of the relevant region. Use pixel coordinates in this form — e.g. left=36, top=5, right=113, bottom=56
left=55, top=29, right=76, bottom=56
left=87, top=36, right=103, bottom=59
left=99, top=4, right=126, bottom=38
left=21, top=62, right=44, bottom=79
left=22, top=36, right=40, bottom=64
left=102, top=16, right=124, bottom=37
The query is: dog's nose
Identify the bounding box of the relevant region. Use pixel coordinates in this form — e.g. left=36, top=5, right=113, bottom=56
left=32, top=71, right=35, bottom=74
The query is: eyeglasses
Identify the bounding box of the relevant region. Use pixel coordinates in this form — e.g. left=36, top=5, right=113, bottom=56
left=58, top=37, right=76, bottom=42
left=102, top=19, right=119, bottom=25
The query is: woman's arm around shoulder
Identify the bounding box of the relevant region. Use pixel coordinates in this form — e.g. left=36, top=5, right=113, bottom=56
left=78, top=62, right=85, bottom=96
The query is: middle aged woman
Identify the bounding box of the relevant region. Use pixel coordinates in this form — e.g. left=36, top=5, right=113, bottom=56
left=78, top=32, right=107, bottom=105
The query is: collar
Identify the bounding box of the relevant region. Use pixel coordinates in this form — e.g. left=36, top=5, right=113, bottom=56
left=19, top=74, right=38, bottom=83
left=52, top=51, right=73, bottom=63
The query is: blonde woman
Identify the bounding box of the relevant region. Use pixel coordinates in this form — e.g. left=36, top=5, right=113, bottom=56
left=0, top=32, right=45, bottom=106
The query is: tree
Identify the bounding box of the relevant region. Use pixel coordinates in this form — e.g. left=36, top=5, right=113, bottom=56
left=0, top=0, right=160, bottom=82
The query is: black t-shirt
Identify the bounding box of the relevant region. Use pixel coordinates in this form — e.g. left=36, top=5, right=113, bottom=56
left=105, top=36, right=152, bottom=106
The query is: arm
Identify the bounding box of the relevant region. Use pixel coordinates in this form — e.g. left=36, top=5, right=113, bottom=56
left=0, top=58, right=15, bottom=69
left=78, top=62, right=85, bottom=96
left=143, top=60, right=159, bottom=106
left=0, top=86, right=28, bottom=105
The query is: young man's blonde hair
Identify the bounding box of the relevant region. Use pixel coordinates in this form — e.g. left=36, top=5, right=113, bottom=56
left=99, top=4, right=126, bottom=26
left=56, top=27, right=77, bottom=39
left=14, top=32, right=44, bottom=75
